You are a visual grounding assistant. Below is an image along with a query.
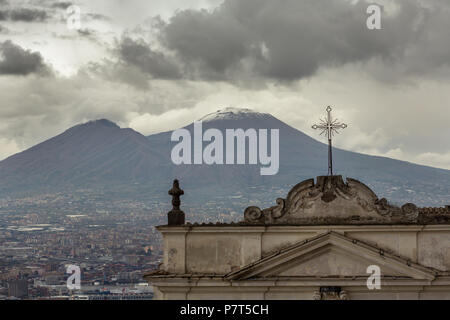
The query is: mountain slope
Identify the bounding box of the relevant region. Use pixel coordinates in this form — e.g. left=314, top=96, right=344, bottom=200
left=147, top=108, right=450, bottom=206
left=0, top=109, right=448, bottom=207
left=0, top=119, right=166, bottom=194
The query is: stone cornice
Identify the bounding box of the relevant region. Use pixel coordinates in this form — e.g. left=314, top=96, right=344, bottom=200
left=156, top=224, right=450, bottom=234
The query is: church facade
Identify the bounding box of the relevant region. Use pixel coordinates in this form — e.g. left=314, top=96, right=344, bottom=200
left=145, top=175, right=450, bottom=300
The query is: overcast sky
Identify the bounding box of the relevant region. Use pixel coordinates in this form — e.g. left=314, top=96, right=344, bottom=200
left=0, top=0, right=449, bottom=169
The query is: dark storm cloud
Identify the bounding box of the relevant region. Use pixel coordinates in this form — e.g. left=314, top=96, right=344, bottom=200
left=51, top=2, right=73, bottom=10
left=111, top=0, right=448, bottom=83
left=0, top=40, right=51, bottom=75
left=77, top=28, right=94, bottom=37
left=9, top=8, right=48, bottom=21
left=158, top=0, right=414, bottom=81
left=86, top=13, right=111, bottom=21
left=118, top=37, right=181, bottom=80
left=160, top=8, right=251, bottom=80
left=0, top=8, right=48, bottom=22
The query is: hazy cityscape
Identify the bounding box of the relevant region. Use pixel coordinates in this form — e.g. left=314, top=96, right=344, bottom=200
left=0, top=186, right=263, bottom=300
left=0, top=192, right=160, bottom=299
left=0, top=0, right=449, bottom=307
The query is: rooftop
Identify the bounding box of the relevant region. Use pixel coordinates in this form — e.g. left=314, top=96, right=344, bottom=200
left=165, top=176, right=450, bottom=227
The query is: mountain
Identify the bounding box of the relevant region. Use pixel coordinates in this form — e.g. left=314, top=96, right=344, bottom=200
left=0, top=108, right=448, bottom=207
left=0, top=119, right=167, bottom=195
left=146, top=107, right=327, bottom=192
left=146, top=107, right=450, bottom=206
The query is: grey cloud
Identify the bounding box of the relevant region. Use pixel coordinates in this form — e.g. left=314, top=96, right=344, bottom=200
left=161, top=9, right=251, bottom=80
left=118, top=37, right=181, bottom=80
left=86, top=13, right=111, bottom=21
left=87, top=61, right=151, bottom=90
left=0, top=40, right=51, bottom=75
left=0, top=8, right=48, bottom=22
left=77, top=28, right=95, bottom=37
left=0, top=63, right=197, bottom=153
left=134, top=0, right=449, bottom=82
left=8, top=8, right=48, bottom=21
left=51, top=2, right=73, bottom=10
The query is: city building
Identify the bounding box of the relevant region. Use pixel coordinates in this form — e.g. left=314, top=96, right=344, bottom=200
left=145, top=176, right=450, bottom=300
left=8, top=279, right=28, bottom=299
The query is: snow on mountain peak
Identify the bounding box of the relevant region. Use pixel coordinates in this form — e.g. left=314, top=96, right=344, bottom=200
left=197, top=107, right=270, bottom=122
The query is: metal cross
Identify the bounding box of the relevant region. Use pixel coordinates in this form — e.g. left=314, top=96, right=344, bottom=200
left=312, top=106, right=347, bottom=176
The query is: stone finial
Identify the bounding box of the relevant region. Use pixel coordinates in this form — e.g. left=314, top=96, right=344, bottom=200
left=168, top=179, right=185, bottom=225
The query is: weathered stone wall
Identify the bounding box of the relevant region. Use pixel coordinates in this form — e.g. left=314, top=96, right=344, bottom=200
left=150, top=224, right=450, bottom=299
left=159, top=225, right=450, bottom=274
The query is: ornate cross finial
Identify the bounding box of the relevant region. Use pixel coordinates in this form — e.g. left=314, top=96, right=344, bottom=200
left=312, top=106, right=347, bottom=176
left=167, top=179, right=185, bottom=225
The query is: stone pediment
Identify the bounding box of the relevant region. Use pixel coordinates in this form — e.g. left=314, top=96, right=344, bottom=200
left=244, top=175, right=420, bottom=225
left=226, top=232, right=436, bottom=281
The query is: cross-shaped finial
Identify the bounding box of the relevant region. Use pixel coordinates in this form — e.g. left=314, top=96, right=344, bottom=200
left=167, top=179, right=185, bottom=225
left=312, top=106, right=347, bottom=176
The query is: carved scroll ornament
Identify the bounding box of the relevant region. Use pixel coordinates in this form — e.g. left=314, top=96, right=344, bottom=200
left=244, top=175, right=419, bottom=225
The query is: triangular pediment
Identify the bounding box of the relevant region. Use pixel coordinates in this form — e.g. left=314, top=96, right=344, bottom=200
left=226, top=232, right=436, bottom=280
